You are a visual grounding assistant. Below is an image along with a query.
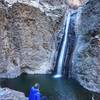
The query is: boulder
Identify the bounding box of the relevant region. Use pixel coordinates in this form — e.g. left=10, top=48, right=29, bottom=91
left=0, top=87, right=27, bottom=100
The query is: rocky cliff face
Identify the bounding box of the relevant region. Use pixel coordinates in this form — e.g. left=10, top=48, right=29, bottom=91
left=0, top=0, right=86, bottom=78
left=72, top=0, right=100, bottom=93
left=0, top=1, right=64, bottom=78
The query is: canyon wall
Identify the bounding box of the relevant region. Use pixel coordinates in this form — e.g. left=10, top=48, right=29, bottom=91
left=0, top=1, right=65, bottom=78
left=72, top=0, right=100, bottom=93
left=0, top=0, right=86, bottom=78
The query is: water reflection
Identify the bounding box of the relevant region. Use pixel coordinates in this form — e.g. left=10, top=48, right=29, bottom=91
left=0, top=74, right=100, bottom=100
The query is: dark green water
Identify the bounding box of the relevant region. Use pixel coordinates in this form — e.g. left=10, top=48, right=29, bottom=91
left=0, top=74, right=100, bottom=100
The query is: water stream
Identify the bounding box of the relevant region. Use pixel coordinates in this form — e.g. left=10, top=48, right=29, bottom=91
left=54, top=12, right=71, bottom=78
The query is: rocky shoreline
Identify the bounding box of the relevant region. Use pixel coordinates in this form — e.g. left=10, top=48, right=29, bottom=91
left=0, top=87, right=27, bottom=100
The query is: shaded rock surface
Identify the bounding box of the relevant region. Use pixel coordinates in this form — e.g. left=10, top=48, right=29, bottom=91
left=0, top=87, right=27, bottom=100
left=71, top=0, right=100, bottom=93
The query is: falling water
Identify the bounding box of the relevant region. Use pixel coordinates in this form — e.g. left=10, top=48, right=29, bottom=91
left=54, top=12, right=71, bottom=78
left=92, top=94, right=95, bottom=100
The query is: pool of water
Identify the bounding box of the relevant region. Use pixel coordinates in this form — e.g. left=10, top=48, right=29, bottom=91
left=0, top=74, right=100, bottom=100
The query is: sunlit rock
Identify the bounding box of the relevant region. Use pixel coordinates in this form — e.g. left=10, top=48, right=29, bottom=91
left=67, top=0, right=87, bottom=7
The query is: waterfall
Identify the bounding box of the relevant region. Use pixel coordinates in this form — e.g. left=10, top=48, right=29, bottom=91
left=54, top=12, right=71, bottom=78
left=92, top=94, right=95, bottom=100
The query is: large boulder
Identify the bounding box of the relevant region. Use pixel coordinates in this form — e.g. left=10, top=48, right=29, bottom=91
left=72, top=0, right=100, bottom=93
left=0, top=88, right=27, bottom=100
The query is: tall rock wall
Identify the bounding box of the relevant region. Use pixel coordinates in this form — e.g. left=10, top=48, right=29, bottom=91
left=0, top=88, right=27, bottom=100
left=0, top=0, right=86, bottom=78
left=0, top=1, right=64, bottom=78
left=72, top=0, right=100, bottom=93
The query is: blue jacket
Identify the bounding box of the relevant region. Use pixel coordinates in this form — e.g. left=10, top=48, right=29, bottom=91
left=29, top=87, right=40, bottom=100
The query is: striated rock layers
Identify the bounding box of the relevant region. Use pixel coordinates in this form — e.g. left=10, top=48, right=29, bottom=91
left=72, top=0, right=100, bottom=93
left=0, top=1, right=64, bottom=78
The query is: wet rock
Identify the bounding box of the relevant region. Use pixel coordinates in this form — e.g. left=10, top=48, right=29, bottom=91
left=72, top=0, right=100, bottom=93
left=63, top=11, right=77, bottom=77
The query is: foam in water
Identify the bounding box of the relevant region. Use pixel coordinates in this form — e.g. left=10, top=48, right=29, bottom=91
left=54, top=12, right=71, bottom=78
left=92, top=94, right=95, bottom=100
left=53, top=74, right=62, bottom=78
